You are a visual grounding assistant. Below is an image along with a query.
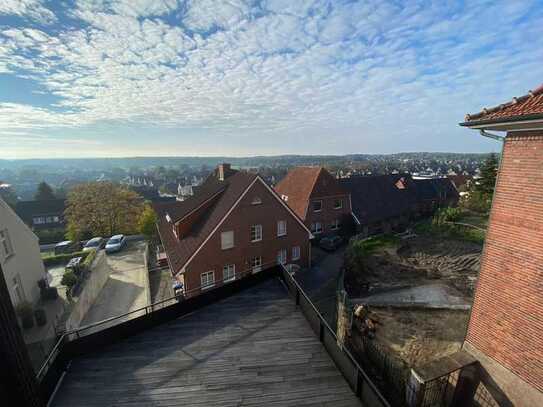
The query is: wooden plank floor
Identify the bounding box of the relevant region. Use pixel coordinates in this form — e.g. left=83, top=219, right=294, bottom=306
left=52, top=279, right=362, bottom=406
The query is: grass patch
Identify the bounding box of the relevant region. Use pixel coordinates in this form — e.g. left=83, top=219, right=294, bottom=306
left=346, top=235, right=399, bottom=271
left=415, top=220, right=486, bottom=245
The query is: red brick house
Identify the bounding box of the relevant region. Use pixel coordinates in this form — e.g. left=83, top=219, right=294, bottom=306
left=155, top=164, right=312, bottom=298
left=273, top=167, right=352, bottom=238
left=459, top=84, right=543, bottom=406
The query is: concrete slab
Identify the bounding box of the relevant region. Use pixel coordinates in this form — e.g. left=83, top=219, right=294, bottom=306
left=80, top=241, right=149, bottom=327
left=353, top=283, right=471, bottom=310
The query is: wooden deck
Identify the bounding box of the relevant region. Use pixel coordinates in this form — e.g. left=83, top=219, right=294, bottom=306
left=52, top=279, right=362, bottom=406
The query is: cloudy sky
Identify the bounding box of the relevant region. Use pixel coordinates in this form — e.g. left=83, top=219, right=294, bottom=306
left=1, top=0, right=542, bottom=159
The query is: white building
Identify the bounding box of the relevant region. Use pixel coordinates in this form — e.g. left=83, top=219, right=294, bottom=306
left=0, top=197, right=46, bottom=307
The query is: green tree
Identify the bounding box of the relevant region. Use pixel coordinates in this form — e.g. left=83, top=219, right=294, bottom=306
left=65, top=182, right=144, bottom=240
left=138, top=204, right=157, bottom=240
left=0, top=183, right=18, bottom=208
left=475, top=154, right=499, bottom=195
left=35, top=181, right=56, bottom=200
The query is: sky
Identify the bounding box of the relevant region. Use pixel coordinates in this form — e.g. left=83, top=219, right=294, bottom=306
left=0, top=0, right=542, bottom=159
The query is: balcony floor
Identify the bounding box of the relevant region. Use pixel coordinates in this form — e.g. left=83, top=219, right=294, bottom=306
left=52, top=279, right=361, bottom=406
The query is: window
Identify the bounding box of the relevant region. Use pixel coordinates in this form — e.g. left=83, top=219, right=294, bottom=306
left=33, top=216, right=46, bottom=225
left=0, top=229, right=14, bottom=259
left=312, top=200, right=322, bottom=212
left=281, top=194, right=288, bottom=201
left=201, top=271, right=215, bottom=290
left=221, top=231, right=234, bottom=250
left=12, top=276, right=25, bottom=305
left=277, top=220, right=287, bottom=237
left=292, top=246, right=301, bottom=261
left=277, top=249, right=287, bottom=265
left=311, top=222, right=323, bottom=234
left=223, top=264, right=235, bottom=282
left=331, top=219, right=340, bottom=230
left=251, top=196, right=262, bottom=205
left=250, top=224, right=262, bottom=242
left=334, top=199, right=343, bottom=209
left=250, top=256, right=262, bottom=273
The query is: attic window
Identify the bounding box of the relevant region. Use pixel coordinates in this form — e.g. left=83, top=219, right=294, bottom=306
left=281, top=195, right=288, bottom=202
left=252, top=197, right=262, bottom=205
left=165, top=213, right=172, bottom=223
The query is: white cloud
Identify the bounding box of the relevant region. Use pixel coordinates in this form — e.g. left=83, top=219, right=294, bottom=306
left=0, top=0, right=542, bottom=157
left=0, top=0, right=56, bottom=23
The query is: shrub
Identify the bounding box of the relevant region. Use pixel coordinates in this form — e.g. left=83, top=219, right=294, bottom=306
left=16, top=302, right=35, bottom=329
left=433, top=207, right=462, bottom=225
left=81, top=249, right=97, bottom=270
left=61, top=270, right=78, bottom=288
left=42, top=250, right=90, bottom=267
left=34, top=228, right=66, bottom=245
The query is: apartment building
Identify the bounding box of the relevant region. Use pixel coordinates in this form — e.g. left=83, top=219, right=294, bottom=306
left=0, top=197, right=47, bottom=307
left=274, top=167, right=352, bottom=238
left=155, top=164, right=312, bottom=298
left=459, top=83, right=543, bottom=406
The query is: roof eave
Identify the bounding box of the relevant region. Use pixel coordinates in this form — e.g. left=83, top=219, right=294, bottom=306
left=459, top=113, right=543, bottom=131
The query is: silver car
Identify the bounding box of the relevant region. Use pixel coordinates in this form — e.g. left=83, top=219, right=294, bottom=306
left=83, top=237, right=105, bottom=252
left=105, top=234, right=126, bottom=254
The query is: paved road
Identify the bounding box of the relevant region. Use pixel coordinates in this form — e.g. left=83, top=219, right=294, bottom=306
left=80, top=241, right=150, bottom=327
left=294, top=245, right=346, bottom=327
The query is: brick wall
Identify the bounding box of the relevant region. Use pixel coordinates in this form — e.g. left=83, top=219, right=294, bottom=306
left=466, top=131, right=543, bottom=392
left=184, top=180, right=310, bottom=297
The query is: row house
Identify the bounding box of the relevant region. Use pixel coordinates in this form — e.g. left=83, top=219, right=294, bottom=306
left=273, top=167, right=352, bottom=238
left=155, top=164, right=312, bottom=298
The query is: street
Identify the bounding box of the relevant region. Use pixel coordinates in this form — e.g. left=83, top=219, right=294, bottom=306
left=80, top=241, right=150, bottom=327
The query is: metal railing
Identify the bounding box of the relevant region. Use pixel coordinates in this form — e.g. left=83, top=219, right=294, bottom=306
left=279, top=264, right=391, bottom=407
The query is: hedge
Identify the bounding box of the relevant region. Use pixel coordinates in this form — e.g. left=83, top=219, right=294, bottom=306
left=42, top=250, right=90, bottom=267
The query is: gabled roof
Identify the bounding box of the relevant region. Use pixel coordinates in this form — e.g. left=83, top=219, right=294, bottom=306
left=461, top=84, right=543, bottom=126
left=15, top=199, right=66, bottom=223
left=413, top=178, right=459, bottom=201
left=154, top=169, right=257, bottom=274
left=274, top=167, right=347, bottom=220
left=340, top=174, right=418, bottom=224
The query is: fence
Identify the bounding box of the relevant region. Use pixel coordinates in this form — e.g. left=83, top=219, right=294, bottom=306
left=279, top=265, right=390, bottom=407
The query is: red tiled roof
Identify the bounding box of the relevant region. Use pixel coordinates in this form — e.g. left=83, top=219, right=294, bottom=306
left=463, top=84, right=543, bottom=124
left=273, top=167, right=322, bottom=220
left=154, top=170, right=257, bottom=274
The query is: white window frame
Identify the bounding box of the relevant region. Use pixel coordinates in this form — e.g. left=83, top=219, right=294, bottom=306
left=223, top=264, right=236, bottom=282
left=331, top=219, right=340, bottom=230
left=277, top=249, right=287, bottom=265
left=250, top=224, right=262, bottom=242
left=277, top=220, right=287, bottom=237
left=221, top=230, right=235, bottom=250
left=312, top=200, right=322, bottom=212
left=33, top=216, right=46, bottom=225
left=311, top=222, right=323, bottom=234
left=334, top=199, right=343, bottom=210
left=250, top=256, right=262, bottom=273
left=292, top=246, right=301, bottom=261
left=201, top=271, right=215, bottom=290
left=0, top=229, right=14, bottom=260
left=251, top=196, right=262, bottom=205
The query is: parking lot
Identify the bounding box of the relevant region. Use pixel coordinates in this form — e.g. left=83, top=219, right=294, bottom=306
left=80, top=240, right=150, bottom=327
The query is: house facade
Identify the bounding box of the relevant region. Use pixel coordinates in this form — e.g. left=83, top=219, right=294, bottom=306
left=155, top=164, right=312, bottom=298
left=0, top=197, right=47, bottom=308
left=460, top=84, right=543, bottom=406
left=274, top=167, right=352, bottom=238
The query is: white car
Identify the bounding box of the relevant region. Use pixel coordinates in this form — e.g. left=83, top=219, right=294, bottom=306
left=105, top=234, right=126, bottom=254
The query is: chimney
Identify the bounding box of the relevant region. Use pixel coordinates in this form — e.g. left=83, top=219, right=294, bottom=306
left=218, top=163, right=231, bottom=181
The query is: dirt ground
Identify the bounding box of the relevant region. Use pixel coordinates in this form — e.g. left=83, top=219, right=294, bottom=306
left=367, top=308, right=470, bottom=368
left=345, top=235, right=482, bottom=298
left=346, top=234, right=482, bottom=367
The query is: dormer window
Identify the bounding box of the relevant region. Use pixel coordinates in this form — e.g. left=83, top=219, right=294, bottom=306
left=165, top=213, right=172, bottom=223
left=252, top=197, right=262, bottom=205
left=395, top=178, right=406, bottom=190
left=281, top=195, right=288, bottom=202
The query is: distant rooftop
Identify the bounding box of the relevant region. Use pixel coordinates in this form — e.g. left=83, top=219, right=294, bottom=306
left=51, top=279, right=362, bottom=407
left=461, top=83, right=543, bottom=127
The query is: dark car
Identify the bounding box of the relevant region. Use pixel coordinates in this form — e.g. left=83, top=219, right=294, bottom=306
left=54, top=240, right=82, bottom=255
left=319, top=235, right=343, bottom=252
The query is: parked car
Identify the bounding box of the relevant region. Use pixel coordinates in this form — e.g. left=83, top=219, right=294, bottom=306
left=54, top=240, right=82, bottom=255
left=105, top=234, right=126, bottom=254
left=83, top=237, right=105, bottom=252
left=319, top=235, right=343, bottom=252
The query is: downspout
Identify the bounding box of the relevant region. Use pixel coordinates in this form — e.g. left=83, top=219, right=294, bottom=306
left=479, top=129, right=505, bottom=142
